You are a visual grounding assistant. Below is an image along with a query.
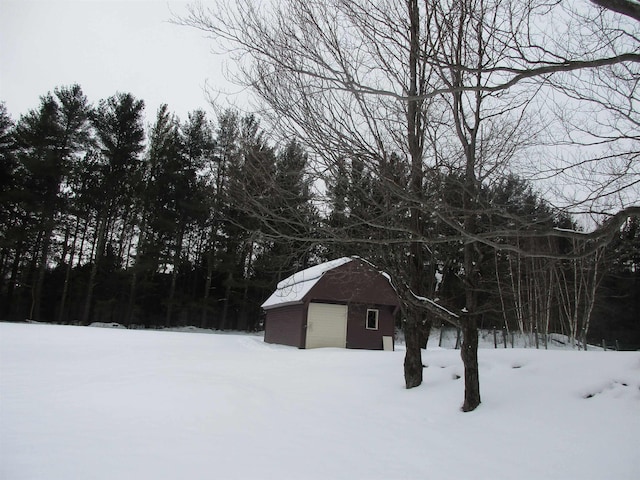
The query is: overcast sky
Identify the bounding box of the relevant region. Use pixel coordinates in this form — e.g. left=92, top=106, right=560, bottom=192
left=0, top=0, right=237, bottom=124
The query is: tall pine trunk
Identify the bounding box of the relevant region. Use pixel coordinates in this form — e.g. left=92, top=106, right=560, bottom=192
left=3, top=240, right=23, bottom=319
left=127, top=215, right=148, bottom=326
left=237, top=241, right=254, bottom=331
left=220, top=271, right=233, bottom=330
left=166, top=226, right=185, bottom=327
left=31, top=220, right=54, bottom=321
left=200, top=248, right=214, bottom=329
left=82, top=213, right=107, bottom=325
left=58, top=217, right=81, bottom=323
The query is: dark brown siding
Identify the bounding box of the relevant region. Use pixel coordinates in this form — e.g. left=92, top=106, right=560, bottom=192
left=307, top=261, right=399, bottom=308
left=264, top=304, right=305, bottom=348
left=346, top=303, right=396, bottom=349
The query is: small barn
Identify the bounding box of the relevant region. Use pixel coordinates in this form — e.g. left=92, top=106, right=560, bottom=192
left=261, top=257, right=400, bottom=350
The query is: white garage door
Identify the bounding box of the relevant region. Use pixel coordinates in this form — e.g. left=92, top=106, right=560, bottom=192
left=305, top=303, right=348, bottom=349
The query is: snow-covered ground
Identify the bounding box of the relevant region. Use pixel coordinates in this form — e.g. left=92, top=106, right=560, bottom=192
left=1, top=322, right=638, bottom=479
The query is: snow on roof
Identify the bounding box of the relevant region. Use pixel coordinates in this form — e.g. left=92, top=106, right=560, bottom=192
left=261, top=257, right=353, bottom=309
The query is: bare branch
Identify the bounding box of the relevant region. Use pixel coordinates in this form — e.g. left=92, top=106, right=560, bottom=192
left=591, top=0, right=640, bottom=23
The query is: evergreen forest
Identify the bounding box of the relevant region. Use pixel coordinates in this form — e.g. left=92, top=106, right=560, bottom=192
left=0, top=86, right=638, bottom=348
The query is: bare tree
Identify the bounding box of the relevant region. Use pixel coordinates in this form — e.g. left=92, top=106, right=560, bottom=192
left=178, top=0, right=640, bottom=411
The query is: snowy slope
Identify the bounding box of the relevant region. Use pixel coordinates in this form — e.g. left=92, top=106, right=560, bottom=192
left=1, top=323, right=638, bottom=480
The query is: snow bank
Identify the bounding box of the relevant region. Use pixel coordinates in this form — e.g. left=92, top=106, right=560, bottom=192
left=89, top=322, right=127, bottom=329
left=1, top=323, right=638, bottom=480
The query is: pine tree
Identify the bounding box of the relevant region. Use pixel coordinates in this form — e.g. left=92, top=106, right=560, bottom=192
left=173, top=110, right=214, bottom=326
left=198, top=109, right=238, bottom=328
left=12, top=85, right=92, bottom=321
left=89, top=92, right=145, bottom=325
left=253, top=140, right=318, bottom=295
left=135, top=105, right=212, bottom=327
left=221, top=114, right=276, bottom=330
left=0, top=102, right=20, bottom=318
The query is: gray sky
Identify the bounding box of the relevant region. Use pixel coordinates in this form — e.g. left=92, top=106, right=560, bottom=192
left=0, top=0, right=234, bottom=123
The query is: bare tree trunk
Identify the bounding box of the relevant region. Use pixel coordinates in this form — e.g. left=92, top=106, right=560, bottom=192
left=461, top=313, right=480, bottom=411
left=579, top=247, right=605, bottom=347
left=461, top=240, right=481, bottom=411
left=449, top=0, right=483, bottom=411
left=403, top=307, right=424, bottom=388
left=512, top=250, right=525, bottom=335
left=459, top=147, right=481, bottom=410
left=543, top=266, right=554, bottom=337
left=403, top=0, right=427, bottom=389
left=494, top=251, right=510, bottom=332
left=572, top=249, right=581, bottom=347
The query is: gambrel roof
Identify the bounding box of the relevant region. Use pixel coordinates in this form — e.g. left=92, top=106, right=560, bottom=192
left=261, top=257, right=353, bottom=310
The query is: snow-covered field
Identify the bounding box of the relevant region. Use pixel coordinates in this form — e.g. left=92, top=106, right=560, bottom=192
left=1, top=323, right=638, bottom=479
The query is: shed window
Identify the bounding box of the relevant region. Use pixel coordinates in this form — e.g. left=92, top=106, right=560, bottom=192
left=366, top=309, right=379, bottom=330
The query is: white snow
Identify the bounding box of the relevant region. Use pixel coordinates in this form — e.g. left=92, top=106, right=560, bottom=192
left=1, top=322, right=639, bottom=480
left=261, top=257, right=353, bottom=308
left=88, top=322, right=127, bottom=329
left=412, top=292, right=461, bottom=318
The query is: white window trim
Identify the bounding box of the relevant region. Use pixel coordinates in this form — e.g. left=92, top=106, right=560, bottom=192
left=366, top=308, right=379, bottom=330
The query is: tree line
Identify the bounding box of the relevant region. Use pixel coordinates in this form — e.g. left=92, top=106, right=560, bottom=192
left=1, top=87, right=638, bottom=350
left=0, top=89, right=317, bottom=330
